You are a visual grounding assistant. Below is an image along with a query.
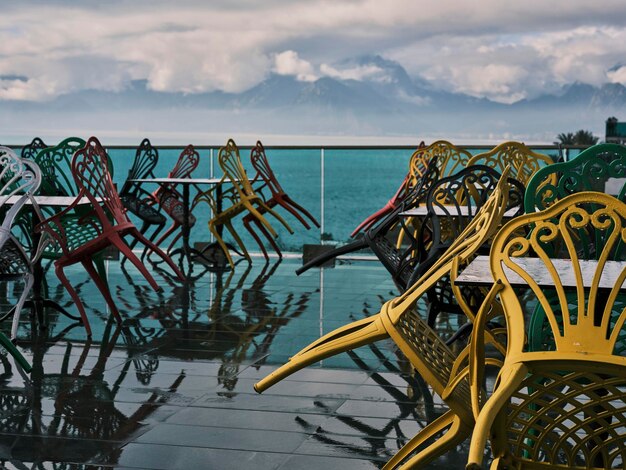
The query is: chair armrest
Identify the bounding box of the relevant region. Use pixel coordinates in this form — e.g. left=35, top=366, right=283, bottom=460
left=34, top=189, right=99, bottom=255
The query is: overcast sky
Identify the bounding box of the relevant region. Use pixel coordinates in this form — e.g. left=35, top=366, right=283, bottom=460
left=2, top=0, right=626, bottom=105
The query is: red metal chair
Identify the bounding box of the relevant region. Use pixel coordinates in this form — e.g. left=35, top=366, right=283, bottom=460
left=149, top=145, right=200, bottom=253
left=351, top=142, right=426, bottom=237
left=36, top=137, right=184, bottom=337
left=243, top=141, right=320, bottom=259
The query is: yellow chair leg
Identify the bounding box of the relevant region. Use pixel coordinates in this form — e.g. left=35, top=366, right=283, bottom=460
left=467, top=363, right=527, bottom=470
left=254, top=315, right=388, bottom=393
left=384, top=411, right=468, bottom=469
left=209, top=221, right=235, bottom=269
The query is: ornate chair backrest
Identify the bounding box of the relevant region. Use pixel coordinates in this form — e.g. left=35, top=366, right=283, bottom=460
left=168, top=144, right=199, bottom=179
left=219, top=139, right=255, bottom=198
left=34, top=137, right=86, bottom=197
left=525, top=143, right=626, bottom=212
left=418, top=140, right=473, bottom=179
left=380, top=168, right=511, bottom=407
left=250, top=141, right=283, bottom=196
left=120, top=138, right=159, bottom=196
left=0, top=147, right=41, bottom=237
left=492, top=191, right=626, bottom=356
left=20, top=137, right=47, bottom=161
left=425, top=165, right=525, bottom=245
left=467, top=141, right=553, bottom=185
left=406, top=141, right=428, bottom=185
left=71, top=137, right=129, bottom=227
left=482, top=192, right=626, bottom=467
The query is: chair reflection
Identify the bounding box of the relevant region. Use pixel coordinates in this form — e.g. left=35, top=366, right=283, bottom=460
left=0, top=321, right=186, bottom=466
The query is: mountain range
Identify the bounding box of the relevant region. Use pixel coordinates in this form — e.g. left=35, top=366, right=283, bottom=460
left=1, top=55, right=624, bottom=143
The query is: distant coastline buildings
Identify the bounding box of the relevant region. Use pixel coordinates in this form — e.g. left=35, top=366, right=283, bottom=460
left=606, top=117, right=626, bottom=144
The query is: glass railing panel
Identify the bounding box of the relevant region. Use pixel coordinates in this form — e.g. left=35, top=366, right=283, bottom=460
left=323, top=148, right=411, bottom=245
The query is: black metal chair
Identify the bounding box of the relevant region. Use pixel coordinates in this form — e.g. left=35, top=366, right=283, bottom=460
left=412, top=164, right=525, bottom=327
left=119, top=138, right=167, bottom=263
left=20, top=137, right=47, bottom=160
left=296, top=157, right=441, bottom=292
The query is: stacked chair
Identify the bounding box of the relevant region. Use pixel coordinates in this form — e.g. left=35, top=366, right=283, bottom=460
left=149, top=144, right=200, bottom=253
left=467, top=190, right=626, bottom=469
left=193, top=139, right=293, bottom=268
left=0, top=147, right=42, bottom=372
left=118, top=138, right=167, bottom=262
left=353, top=140, right=471, bottom=238
left=243, top=141, right=319, bottom=260
left=297, top=141, right=469, bottom=279
left=35, top=137, right=184, bottom=336
left=255, top=170, right=513, bottom=468
left=467, top=141, right=554, bottom=185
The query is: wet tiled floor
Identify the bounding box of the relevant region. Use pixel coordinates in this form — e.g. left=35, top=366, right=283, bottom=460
left=0, top=257, right=473, bottom=469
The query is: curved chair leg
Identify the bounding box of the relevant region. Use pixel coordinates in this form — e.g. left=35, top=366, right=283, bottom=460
left=209, top=221, right=235, bottom=269
left=281, top=194, right=320, bottom=228
left=264, top=205, right=294, bottom=234
left=243, top=217, right=270, bottom=260
left=123, top=220, right=149, bottom=266
left=55, top=263, right=92, bottom=337
left=11, top=272, right=35, bottom=341
left=251, top=217, right=283, bottom=259
left=10, top=273, right=34, bottom=340
left=224, top=220, right=251, bottom=262
left=130, top=228, right=185, bottom=281
left=108, top=234, right=160, bottom=292
left=351, top=201, right=394, bottom=237
left=81, top=259, right=122, bottom=325
left=256, top=219, right=283, bottom=259
left=274, top=195, right=311, bottom=230
left=165, top=230, right=184, bottom=254
left=249, top=201, right=294, bottom=235
left=383, top=411, right=469, bottom=469
left=141, top=220, right=166, bottom=262
left=254, top=314, right=388, bottom=393
left=0, top=331, right=31, bottom=372
left=467, top=363, right=527, bottom=470
left=153, top=223, right=179, bottom=250
left=243, top=203, right=279, bottom=237
left=295, top=238, right=369, bottom=276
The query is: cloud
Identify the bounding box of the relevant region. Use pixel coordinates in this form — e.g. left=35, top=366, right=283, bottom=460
left=320, top=63, right=387, bottom=82
left=1, top=1, right=626, bottom=102
left=273, top=51, right=317, bottom=81
left=390, top=26, right=626, bottom=102
left=608, top=66, right=626, bottom=84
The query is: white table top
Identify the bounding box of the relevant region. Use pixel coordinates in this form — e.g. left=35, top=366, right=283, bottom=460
left=455, top=255, right=626, bottom=289
left=400, top=206, right=519, bottom=218
left=131, top=177, right=227, bottom=185
left=2, top=195, right=96, bottom=207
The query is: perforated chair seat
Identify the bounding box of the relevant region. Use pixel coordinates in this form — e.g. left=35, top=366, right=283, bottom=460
left=120, top=195, right=166, bottom=225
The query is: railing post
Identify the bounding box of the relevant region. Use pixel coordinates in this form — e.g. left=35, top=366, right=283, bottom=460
left=320, top=147, right=325, bottom=242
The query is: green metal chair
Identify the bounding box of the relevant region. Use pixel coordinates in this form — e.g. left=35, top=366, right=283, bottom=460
left=33, top=137, right=110, bottom=281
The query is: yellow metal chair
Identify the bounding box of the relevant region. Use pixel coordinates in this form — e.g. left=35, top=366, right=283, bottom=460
left=396, top=140, right=473, bottom=248
left=255, top=169, right=512, bottom=469
left=197, top=139, right=293, bottom=268
left=467, top=141, right=554, bottom=185
left=467, top=191, right=626, bottom=469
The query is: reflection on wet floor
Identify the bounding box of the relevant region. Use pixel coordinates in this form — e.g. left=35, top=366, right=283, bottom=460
left=0, top=258, right=471, bottom=469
